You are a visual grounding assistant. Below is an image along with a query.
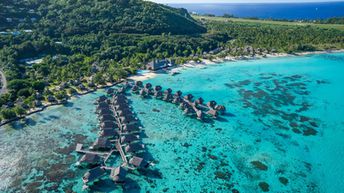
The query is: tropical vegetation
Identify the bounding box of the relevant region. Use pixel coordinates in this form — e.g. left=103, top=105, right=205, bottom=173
left=0, top=0, right=343, bottom=121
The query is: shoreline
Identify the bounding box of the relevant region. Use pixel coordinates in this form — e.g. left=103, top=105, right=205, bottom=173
left=0, top=82, right=122, bottom=128
left=128, top=49, right=344, bottom=81
left=1, top=49, right=343, bottom=128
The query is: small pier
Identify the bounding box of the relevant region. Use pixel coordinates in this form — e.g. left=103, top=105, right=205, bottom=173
left=75, top=143, right=111, bottom=156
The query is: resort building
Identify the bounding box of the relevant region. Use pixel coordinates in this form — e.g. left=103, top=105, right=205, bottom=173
left=110, top=166, right=127, bottom=183
left=129, top=156, right=149, bottom=169
left=83, top=166, right=107, bottom=185
left=90, top=137, right=112, bottom=151
left=78, top=153, right=102, bottom=167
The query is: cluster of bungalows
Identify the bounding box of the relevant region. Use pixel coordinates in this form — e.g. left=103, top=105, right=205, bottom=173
left=111, top=93, right=150, bottom=169
left=131, top=81, right=226, bottom=121
left=76, top=95, right=125, bottom=189
left=76, top=88, right=150, bottom=190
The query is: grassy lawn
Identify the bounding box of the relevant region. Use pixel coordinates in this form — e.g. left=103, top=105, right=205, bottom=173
left=193, top=15, right=344, bottom=31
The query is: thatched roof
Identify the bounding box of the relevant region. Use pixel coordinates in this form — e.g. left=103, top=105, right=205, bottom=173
left=129, top=156, right=148, bottom=168
left=120, top=134, right=140, bottom=144
left=91, top=137, right=112, bottom=150
left=101, top=121, right=116, bottom=129
left=125, top=143, right=145, bottom=153
left=83, top=166, right=106, bottom=183
left=121, top=124, right=140, bottom=133
left=100, top=114, right=116, bottom=122
left=207, top=100, right=217, bottom=108
left=79, top=153, right=102, bottom=164
left=100, top=128, right=118, bottom=138
left=110, top=166, right=127, bottom=182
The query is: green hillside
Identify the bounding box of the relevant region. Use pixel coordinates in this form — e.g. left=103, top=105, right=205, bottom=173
left=0, top=0, right=206, bottom=35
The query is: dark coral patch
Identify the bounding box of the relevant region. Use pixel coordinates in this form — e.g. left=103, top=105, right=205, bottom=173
left=214, top=171, right=231, bottom=180
left=251, top=161, right=268, bottom=171
left=259, top=182, right=270, bottom=192
left=303, top=127, right=317, bottom=136
left=279, top=177, right=289, bottom=185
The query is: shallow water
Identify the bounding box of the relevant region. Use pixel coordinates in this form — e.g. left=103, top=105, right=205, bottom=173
left=0, top=53, right=344, bottom=193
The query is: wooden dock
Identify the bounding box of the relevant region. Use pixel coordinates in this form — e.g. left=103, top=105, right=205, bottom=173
left=116, top=140, right=128, bottom=164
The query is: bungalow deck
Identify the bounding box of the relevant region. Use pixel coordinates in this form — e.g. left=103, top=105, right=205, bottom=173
left=75, top=143, right=115, bottom=157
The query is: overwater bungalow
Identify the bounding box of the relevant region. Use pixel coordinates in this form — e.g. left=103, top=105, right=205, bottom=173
left=110, top=166, right=127, bottom=183
left=131, top=85, right=139, bottom=93
left=129, top=156, right=149, bottom=169
left=112, top=95, right=128, bottom=103
left=154, top=85, right=162, bottom=92
left=113, top=93, right=127, bottom=100
left=145, top=83, right=152, bottom=89
left=82, top=166, right=106, bottom=185
left=121, top=124, right=141, bottom=134
left=215, top=105, right=226, bottom=114
left=113, top=93, right=127, bottom=99
left=207, top=100, right=217, bottom=109
left=139, top=89, right=147, bottom=98
left=113, top=103, right=127, bottom=111
left=98, top=101, right=110, bottom=106
left=97, top=103, right=110, bottom=111
left=120, top=115, right=138, bottom=125
left=172, top=97, right=183, bottom=104
left=164, top=88, right=172, bottom=95
left=135, top=81, right=143, bottom=87
left=195, top=97, right=204, bottom=105
left=183, top=107, right=193, bottom=115
left=174, top=90, right=182, bottom=97
left=207, top=109, right=219, bottom=118
left=163, top=88, right=173, bottom=102
left=101, top=121, right=116, bottom=129
left=184, top=94, right=194, bottom=101
left=112, top=99, right=128, bottom=107
left=116, top=109, right=133, bottom=118
left=98, top=108, right=112, bottom=115
left=154, top=90, right=163, bottom=99
left=124, top=143, right=145, bottom=154
left=99, top=128, right=118, bottom=138
left=120, top=134, right=140, bottom=144
left=77, top=153, right=102, bottom=167
left=90, top=137, right=112, bottom=151
left=196, top=110, right=204, bottom=120
left=179, top=101, right=190, bottom=110
left=100, top=114, right=116, bottom=122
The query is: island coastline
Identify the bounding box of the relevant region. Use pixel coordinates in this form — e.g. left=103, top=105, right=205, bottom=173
left=1, top=49, right=343, bottom=128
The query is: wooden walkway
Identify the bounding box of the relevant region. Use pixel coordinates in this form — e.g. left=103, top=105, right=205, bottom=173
left=116, top=140, right=128, bottom=164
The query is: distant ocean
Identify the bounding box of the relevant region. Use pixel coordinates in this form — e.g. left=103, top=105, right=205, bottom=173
left=169, top=2, right=344, bottom=20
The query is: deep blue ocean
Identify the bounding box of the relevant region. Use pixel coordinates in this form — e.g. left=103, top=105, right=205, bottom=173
left=170, top=2, right=344, bottom=20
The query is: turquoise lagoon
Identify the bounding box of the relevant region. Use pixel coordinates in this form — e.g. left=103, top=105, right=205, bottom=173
left=0, top=53, right=344, bottom=193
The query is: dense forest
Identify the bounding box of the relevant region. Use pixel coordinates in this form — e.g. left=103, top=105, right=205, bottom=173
left=0, top=0, right=343, bottom=121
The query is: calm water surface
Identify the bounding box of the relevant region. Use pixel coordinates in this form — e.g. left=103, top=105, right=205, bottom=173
left=170, top=2, right=344, bottom=19
left=0, top=53, right=344, bottom=193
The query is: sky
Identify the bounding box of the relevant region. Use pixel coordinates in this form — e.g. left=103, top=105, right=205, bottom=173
left=149, top=0, right=342, bottom=3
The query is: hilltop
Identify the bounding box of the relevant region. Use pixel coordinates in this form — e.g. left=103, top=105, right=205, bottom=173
left=0, top=0, right=206, bottom=36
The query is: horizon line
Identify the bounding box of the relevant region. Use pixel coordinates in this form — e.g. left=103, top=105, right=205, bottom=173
left=157, top=1, right=344, bottom=4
